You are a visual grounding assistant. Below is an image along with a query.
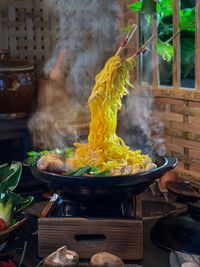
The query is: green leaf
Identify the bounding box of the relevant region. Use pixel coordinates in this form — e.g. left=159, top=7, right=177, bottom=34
left=0, top=162, right=22, bottom=192
left=0, top=201, right=12, bottom=227
left=141, top=0, right=156, bottom=15
left=120, top=25, right=133, bottom=34
left=156, top=39, right=173, bottom=62
left=27, top=147, right=76, bottom=167
left=0, top=163, right=10, bottom=181
left=156, top=2, right=161, bottom=13
left=11, top=193, right=34, bottom=218
left=59, top=147, right=76, bottom=158
left=179, top=7, right=196, bottom=31
left=3, top=190, right=34, bottom=219
left=159, top=0, right=173, bottom=17
left=127, top=1, right=143, bottom=12
left=181, top=37, right=195, bottom=78
left=128, top=0, right=156, bottom=15
left=27, top=151, right=40, bottom=156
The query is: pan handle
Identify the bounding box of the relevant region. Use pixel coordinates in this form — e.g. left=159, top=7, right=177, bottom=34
left=163, top=156, right=178, bottom=172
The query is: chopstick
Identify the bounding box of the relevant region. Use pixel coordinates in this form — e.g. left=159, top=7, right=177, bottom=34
left=130, top=34, right=156, bottom=59
left=115, top=24, right=137, bottom=56
left=87, top=25, right=137, bottom=106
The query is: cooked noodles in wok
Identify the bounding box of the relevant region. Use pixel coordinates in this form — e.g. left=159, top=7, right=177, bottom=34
left=67, top=56, right=156, bottom=175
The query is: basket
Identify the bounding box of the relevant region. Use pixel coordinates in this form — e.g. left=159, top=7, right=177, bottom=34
left=0, top=216, right=28, bottom=243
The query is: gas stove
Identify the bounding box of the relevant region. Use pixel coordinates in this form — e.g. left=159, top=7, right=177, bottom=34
left=46, top=194, right=137, bottom=219
left=38, top=194, right=143, bottom=260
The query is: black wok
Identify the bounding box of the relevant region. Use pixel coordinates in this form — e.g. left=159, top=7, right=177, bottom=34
left=28, top=156, right=177, bottom=201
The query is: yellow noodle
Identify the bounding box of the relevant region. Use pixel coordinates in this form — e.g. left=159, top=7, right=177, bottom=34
left=67, top=56, right=151, bottom=174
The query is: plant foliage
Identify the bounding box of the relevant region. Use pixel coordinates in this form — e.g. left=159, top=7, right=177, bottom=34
left=0, top=162, right=33, bottom=227
left=127, top=0, right=195, bottom=81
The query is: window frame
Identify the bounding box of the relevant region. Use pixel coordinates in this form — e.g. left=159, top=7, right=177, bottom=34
left=133, top=0, right=200, bottom=102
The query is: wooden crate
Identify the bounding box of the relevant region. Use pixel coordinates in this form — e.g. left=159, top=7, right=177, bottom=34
left=38, top=196, right=143, bottom=260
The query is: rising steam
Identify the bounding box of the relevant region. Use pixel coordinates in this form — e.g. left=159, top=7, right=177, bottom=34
left=29, top=0, right=119, bottom=150
left=28, top=0, right=165, bottom=156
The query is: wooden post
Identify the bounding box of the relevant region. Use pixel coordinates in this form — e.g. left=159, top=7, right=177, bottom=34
left=195, top=0, right=200, bottom=91
left=0, top=9, right=2, bottom=49
left=152, top=14, right=159, bottom=89
left=173, top=0, right=180, bottom=90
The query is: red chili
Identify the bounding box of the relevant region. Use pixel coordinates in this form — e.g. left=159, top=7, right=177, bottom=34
left=110, top=169, right=116, bottom=176
left=0, top=218, right=6, bottom=231
left=83, top=173, right=92, bottom=177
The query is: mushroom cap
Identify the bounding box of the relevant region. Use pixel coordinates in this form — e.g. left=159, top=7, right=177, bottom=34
left=90, top=252, right=125, bottom=267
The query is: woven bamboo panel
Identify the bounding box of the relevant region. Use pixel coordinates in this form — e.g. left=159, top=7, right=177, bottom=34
left=0, top=0, right=127, bottom=78
left=154, top=96, right=200, bottom=183
left=0, top=0, right=58, bottom=75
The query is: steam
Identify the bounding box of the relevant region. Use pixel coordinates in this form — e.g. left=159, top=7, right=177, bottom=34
left=44, top=0, right=118, bottom=102
left=28, top=0, right=165, bottom=156
left=118, top=87, right=165, bottom=156
left=29, top=0, right=119, bottom=150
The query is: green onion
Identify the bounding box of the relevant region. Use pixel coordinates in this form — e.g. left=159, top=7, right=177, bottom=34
left=91, top=170, right=111, bottom=176
left=73, top=165, right=91, bottom=176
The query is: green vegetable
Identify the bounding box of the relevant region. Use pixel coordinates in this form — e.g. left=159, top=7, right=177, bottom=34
left=90, top=166, right=99, bottom=172
left=73, top=165, right=91, bottom=176
left=91, top=170, right=111, bottom=177
left=0, top=188, right=33, bottom=227
left=27, top=147, right=76, bottom=166
left=64, top=165, right=99, bottom=176
left=64, top=167, right=82, bottom=176
left=0, top=162, right=33, bottom=228
left=0, top=162, right=22, bottom=192
left=0, top=200, right=12, bottom=227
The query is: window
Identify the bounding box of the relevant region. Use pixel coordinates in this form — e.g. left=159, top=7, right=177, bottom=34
left=129, top=0, right=199, bottom=101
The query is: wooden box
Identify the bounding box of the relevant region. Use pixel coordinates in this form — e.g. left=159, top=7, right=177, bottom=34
left=38, top=196, right=143, bottom=260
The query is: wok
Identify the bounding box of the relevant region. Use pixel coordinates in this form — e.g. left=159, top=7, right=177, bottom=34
left=28, top=156, right=177, bottom=201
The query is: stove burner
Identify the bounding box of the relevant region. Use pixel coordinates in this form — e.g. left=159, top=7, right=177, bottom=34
left=47, top=196, right=136, bottom=218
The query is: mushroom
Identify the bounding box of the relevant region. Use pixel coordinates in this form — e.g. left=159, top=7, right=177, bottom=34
left=90, top=252, right=125, bottom=267
left=142, top=157, right=152, bottom=166
left=145, top=162, right=157, bottom=171
left=37, top=153, right=67, bottom=173
left=44, top=246, right=79, bottom=267
left=131, top=163, right=142, bottom=174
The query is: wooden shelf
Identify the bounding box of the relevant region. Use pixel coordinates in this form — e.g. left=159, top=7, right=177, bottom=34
left=0, top=117, right=28, bottom=140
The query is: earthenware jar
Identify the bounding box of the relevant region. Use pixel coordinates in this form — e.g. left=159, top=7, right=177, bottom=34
left=0, top=50, right=35, bottom=118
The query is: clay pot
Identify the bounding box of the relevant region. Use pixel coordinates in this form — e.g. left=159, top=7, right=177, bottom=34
left=159, top=171, right=179, bottom=192
left=0, top=50, right=35, bottom=118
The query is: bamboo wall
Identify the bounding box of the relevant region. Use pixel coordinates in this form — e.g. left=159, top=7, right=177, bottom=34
left=0, top=0, right=115, bottom=77
left=0, top=0, right=58, bottom=75
left=154, top=97, right=200, bottom=183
